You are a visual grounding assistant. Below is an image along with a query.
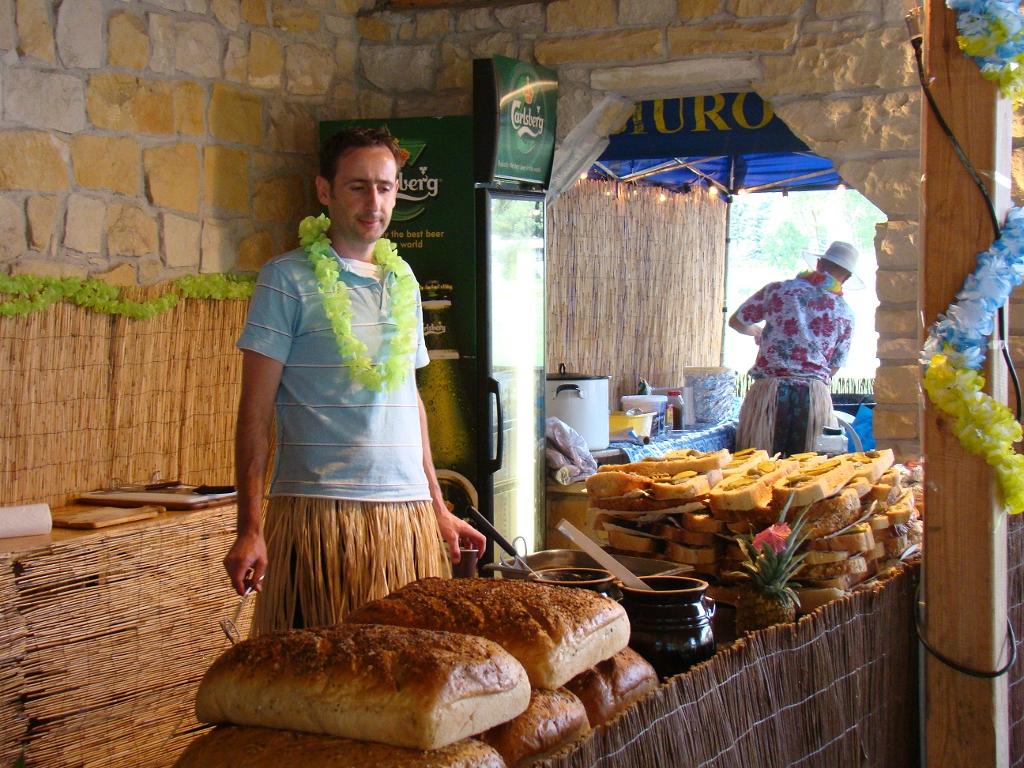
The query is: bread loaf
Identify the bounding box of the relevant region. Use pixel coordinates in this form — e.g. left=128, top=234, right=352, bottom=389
left=585, top=472, right=650, bottom=498
left=563, top=648, right=658, bottom=728
left=345, top=578, right=630, bottom=690
left=709, top=459, right=797, bottom=512
left=174, top=726, right=506, bottom=768
left=194, top=624, right=530, bottom=751
left=597, top=450, right=729, bottom=477
left=772, top=458, right=857, bottom=508
left=480, top=689, right=589, bottom=768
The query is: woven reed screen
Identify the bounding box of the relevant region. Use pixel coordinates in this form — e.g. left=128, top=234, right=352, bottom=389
left=0, top=507, right=251, bottom=768
left=547, top=180, right=728, bottom=405
left=0, top=292, right=247, bottom=508
left=541, top=564, right=919, bottom=768
left=1009, top=514, right=1024, bottom=765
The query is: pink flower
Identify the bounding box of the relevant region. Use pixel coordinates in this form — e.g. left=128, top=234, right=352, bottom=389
left=753, top=523, right=792, bottom=554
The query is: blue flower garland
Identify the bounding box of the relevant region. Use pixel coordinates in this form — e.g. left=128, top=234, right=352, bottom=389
left=919, top=3, right=1024, bottom=512
left=948, top=0, right=1024, bottom=100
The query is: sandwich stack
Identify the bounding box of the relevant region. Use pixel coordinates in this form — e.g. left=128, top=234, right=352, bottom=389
left=584, top=449, right=731, bottom=578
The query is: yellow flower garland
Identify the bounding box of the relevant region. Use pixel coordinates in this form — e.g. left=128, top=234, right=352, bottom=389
left=299, top=214, right=418, bottom=393
left=923, top=351, right=1024, bottom=513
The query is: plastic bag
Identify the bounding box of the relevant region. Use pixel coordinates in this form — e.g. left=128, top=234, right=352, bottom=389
left=545, top=417, right=598, bottom=485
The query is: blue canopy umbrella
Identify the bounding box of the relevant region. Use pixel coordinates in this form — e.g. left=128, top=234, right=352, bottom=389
left=591, top=93, right=843, bottom=196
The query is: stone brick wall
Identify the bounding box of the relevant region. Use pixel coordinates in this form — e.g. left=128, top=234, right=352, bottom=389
left=5, top=0, right=1024, bottom=459
left=350, top=0, right=931, bottom=458
left=0, top=0, right=374, bottom=283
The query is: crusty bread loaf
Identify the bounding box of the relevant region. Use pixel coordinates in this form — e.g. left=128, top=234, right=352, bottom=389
left=174, top=726, right=506, bottom=768
left=194, top=624, right=530, bottom=751
left=481, top=688, right=589, bottom=768
left=678, top=511, right=725, bottom=534
left=345, top=578, right=630, bottom=690
left=563, top=648, right=658, bottom=728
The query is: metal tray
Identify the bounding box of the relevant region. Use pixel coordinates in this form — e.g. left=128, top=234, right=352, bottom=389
left=483, top=548, right=689, bottom=579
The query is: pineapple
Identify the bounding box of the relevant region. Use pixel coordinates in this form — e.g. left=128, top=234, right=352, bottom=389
left=733, top=502, right=808, bottom=633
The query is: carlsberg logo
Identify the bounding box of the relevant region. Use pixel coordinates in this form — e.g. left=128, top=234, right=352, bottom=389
left=510, top=99, right=544, bottom=139
left=397, top=168, right=440, bottom=203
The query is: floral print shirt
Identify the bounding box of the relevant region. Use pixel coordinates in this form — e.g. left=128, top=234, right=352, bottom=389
left=736, top=270, right=854, bottom=384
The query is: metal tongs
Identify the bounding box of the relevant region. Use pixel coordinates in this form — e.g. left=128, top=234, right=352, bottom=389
left=464, top=505, right=536, bottom=576
left=219, top=588, right=253, bottom=645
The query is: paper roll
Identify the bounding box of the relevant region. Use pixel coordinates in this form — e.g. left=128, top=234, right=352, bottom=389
left=0, top=503, right=52, bottom=538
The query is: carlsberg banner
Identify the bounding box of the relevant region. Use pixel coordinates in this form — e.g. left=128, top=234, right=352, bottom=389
left=492, top=55, right=557, bottom=186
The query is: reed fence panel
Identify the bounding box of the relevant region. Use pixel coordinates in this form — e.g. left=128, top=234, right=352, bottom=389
left=548, top=181, right=728, bottom=405
left=0, top=293, right=247, bottom=508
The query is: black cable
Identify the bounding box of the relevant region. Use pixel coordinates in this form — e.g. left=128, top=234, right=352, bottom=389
left=907, top=29, right=1022, bottom=680
left=915, top=580, right=1018, bottom=678
left=911, top=35, right=1024, bottom=421
left=911, top=37, right=1000, bottom=237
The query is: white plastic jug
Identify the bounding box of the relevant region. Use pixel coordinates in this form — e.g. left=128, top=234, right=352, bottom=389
left=813, top=426, right=847, bottom=456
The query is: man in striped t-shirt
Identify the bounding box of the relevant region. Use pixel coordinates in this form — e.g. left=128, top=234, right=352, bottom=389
left=223, top=127, right=485, bottom=634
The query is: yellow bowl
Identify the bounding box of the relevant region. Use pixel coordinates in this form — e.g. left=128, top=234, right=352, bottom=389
left=609, top=410, right=655, bottom=438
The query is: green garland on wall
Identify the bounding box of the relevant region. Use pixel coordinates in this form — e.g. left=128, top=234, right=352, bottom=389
left=0, top=273, right=255, bottom=319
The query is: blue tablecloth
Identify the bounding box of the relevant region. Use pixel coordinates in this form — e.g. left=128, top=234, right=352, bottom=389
left=604, top=420, right=737, bottom=463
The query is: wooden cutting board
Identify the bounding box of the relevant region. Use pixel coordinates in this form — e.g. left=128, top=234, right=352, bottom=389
left=52, top=505, right=164, bottom=529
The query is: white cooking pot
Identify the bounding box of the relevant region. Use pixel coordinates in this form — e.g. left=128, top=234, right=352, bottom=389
left=546, top=364, right=610, bottom=451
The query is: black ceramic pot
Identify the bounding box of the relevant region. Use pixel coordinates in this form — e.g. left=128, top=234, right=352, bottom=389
left=530, top=567, right=622, bottom=601
left=619, top=575, right=716, bottom=678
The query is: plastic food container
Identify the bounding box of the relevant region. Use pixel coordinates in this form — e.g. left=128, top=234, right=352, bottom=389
left=620, top=394, right=668, bottom=435
left=609, top=410, right=655, bottom=438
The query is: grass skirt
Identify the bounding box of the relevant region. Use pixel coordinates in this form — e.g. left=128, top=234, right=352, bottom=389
left=736, top=377, right=836, bottom=455
left=251, top=497, right=451, bottom=636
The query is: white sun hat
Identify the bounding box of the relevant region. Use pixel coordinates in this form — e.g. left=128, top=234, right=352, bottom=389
left=802, top=240, right=865, bottom=290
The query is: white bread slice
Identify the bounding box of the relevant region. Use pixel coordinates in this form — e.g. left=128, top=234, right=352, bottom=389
left=795, top=586, right=847, bottom=614
left=606, top=528, right=662, bottom=554
left=772, top=458, right=857, bottom=508
left=664, top=541, right=719, bottom=565
left=590, top=495, right=693, bottom=512
left=802, top=549, right=851, bottom=566
left=885, top=490, right=917, bottom=525
left=848, top=449, right=895, bottom=483
left=810, top=523, right=875, bottom=554
left=807, top=570, right=871, bottom=590
left=597, top=450, right=729, bottom=478
left=649, top=473, right=712, bottom=501
left=585, top=472, right=650, bottom=499
left=798, top=554, right=868, bottom=582
left=845, top=477, right=873, bottom=498
left=656, top=524, right=717, bottom=547
left=678, top=511, right=725, bottom=534
left=721, top=449, right=770, bottom=477
left=709, top=459, right=799, bottom=512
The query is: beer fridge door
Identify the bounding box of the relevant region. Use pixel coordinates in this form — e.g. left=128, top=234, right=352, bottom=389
left=477, top=189, right=546, bottom=556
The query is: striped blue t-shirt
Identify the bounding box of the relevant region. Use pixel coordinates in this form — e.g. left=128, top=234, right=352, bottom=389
left=237, top=246, right=431, bottom=501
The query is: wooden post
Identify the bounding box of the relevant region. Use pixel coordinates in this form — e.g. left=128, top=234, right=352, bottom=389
left=921, top=1, right=1012, bottom=765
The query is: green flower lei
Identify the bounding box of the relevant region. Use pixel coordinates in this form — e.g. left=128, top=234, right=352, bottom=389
left=0, top=272, right=254, bottom=319
left=298, top=214, right=418, bottom=392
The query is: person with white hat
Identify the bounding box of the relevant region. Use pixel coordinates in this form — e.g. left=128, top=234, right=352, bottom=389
left=728, top=241, right=858, bottom=456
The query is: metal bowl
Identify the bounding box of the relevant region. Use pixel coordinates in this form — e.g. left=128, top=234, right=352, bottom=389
left=483, top=548, right=688, bottom=580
